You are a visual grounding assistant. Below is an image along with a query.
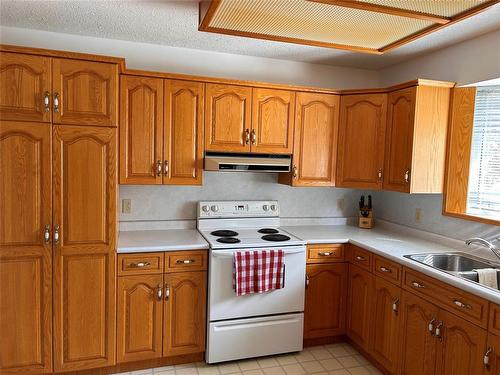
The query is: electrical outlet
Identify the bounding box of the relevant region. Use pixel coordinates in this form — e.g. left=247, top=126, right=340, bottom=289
left=336, top=198, right=345, bottom=211
left=415, top=208, right=422, bottom=223
left=122, top=199, right=132, bottom=214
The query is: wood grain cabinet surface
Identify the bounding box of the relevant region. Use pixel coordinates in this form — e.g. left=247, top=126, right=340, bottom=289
left=486, top=334, right=500, bottom=374
left=336, top=93, right=387, bottom=190
left=279, top=92, right=339, bottom=186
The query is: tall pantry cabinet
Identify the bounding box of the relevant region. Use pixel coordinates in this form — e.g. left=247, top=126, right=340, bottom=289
left=0, top=50, right=119, bottom=373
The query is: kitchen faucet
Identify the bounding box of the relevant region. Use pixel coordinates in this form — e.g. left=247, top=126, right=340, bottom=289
left=465, top=237, right=500, bottom=262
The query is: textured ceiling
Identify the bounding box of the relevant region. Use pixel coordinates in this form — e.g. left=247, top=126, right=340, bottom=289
left=0, top=1, right=499, bottom=69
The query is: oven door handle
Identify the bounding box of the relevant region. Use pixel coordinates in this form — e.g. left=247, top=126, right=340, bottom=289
left=211, top=249, right=305, bottom=257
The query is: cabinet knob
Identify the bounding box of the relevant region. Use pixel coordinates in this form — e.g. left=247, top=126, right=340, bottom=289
left=435, top=321, right=443, bottom=341
left=380, top=266, right=392, bottom=273
left=378, top=168, right=383, bottom=181
left=428, top=318, right=436, bottom=335
left=53, top=225, right=60, bottom=244
left=165, top=284, right=170, bottom=300
left=43, top=224, right=51, bottom=244
left=293, top=165, right=298, bottom=179
left=251, top=129, right=256, bottom=145
left=392, top=297, right=399, bottom=314
left=404, top=169, right=410, bottom=183
left=53, top=92, right=60, bottom=113
left=156, top=160, right=162, bottom=176
left=453, top=299, right=472, bottom=310
left=484, top=347, right=492, bottom=369
left=412, top=281, right=425, bottom=289
left=129, top=261, right=151, bottom=268
left=355, top=256, right=366, bottom=261
left=163, top=160, right=169, bottom=176
left=43, top=92, right=50, bottom=112
left=305, top=273, right=309, bottom=288
left=245, top=129, right=250, bottom=144
left=318, top=252, right=332, bottom=256
left=156, top=284, right=163, bottom=301
left=176, top=259, right=195, bottom=264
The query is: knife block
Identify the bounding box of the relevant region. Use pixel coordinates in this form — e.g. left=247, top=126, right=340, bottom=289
left=358, top=211, right=374, bottom=229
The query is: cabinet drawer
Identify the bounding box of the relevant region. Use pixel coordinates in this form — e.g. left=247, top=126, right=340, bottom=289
left=403, top=268, right=488, bottom=328
left=307, top=244, right=344, bottom=263
left=373, top=255, right=402, bottom=285
left=165, top=250, right=207, bottom=272
left=349, top=245, right=372, bottom=271
left=118, top=253, right=164, bottom=275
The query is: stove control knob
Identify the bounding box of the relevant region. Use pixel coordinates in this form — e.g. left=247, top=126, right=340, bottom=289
left=211, top=205, right=219, bottom=212
left=263, top=204, right=269, bottom=211
left=202, top=205, right=210, bottom=213
left=270, top=204, right=277, bottom=211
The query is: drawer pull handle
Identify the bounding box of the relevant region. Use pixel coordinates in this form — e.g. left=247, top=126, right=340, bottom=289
left=43, top=91, right=50, bottom=112
left=129, top=261, right=151, bottom=268
left=355, top=256, right=366, bottom=261
left=176, top=259, right=195, bottom=264
left=319, top=252, right=333, bottom=256
left=53, top=92, right=59, bottom=112
left=305, top=273, right=310, bottom=288
left=435, top=321, right=443, bottom=341
left=412, top=281, right=425, bottom=289
left=392, top=297, right=399, bottom=314
left=165, top=284, right=170, bottom=300
left=380, top=267, right=392, bottom=273
left=156, top=284, right=163, bottom=301
left=245, top=129, right=250, bottom=144
left=428, top=318, right=435, bottom=335
left=453, top=299, right=472, bottom=310
left=43, top=224, right=51, bottom=244
left=484, top=347, right=492, bottom=369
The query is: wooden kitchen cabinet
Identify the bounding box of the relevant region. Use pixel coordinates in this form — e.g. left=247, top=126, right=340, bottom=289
left=119, top=75, right=164, bottom=184
left=486, top=334, right=500, bottom=374
left=370, top=277, right=401, bottom=375
left=52, top=125, right=117, bottom=371
left=164, top=79, right=204, bottom=185
left=0, top=121, right=53, bottom=374
left=52, top=58, right=118, bottom=127
left=205, top=83, right=252, bottom=152
left=279, top=92, right=339, bottom=186
left=117, top=274, right=164, bottom=363
left=347, top=264, right=374, bottom=350
left=336, top=93, right=387, bottom=189
left=251, top=88, right=295, bottom=154
left=0, top=52, right=52, bottom=122
left=304, top=264, right=348, bottom=339
left=383, top=85, right=451, bottom=193
left=163, top=271, right=207, bottom=356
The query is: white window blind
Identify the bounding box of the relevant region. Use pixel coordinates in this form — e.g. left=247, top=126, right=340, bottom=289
left=466, top=85, right=500, bottom=219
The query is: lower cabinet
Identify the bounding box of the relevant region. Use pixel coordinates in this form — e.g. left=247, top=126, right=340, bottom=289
left=370, top=277, right=401, bottom=374
left=304, top=263, right=347, bottom=339
left=116, top=252, right=207, bottom=364
left=346, top=264, right=374, bottom=350
left=486, top=333, right=500, bottom=374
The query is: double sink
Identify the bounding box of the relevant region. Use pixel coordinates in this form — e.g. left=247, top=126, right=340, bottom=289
left=404, top=252, right=500, bottom=291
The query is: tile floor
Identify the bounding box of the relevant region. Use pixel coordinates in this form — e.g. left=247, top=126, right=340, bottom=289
left=112, top=343, right=383, bottom=375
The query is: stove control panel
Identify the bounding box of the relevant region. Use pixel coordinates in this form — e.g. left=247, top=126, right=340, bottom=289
left=198, top=201, right=279, bottom=218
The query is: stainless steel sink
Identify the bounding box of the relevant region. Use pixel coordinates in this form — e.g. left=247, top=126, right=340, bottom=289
left=404, top=252, right=500, bottom=291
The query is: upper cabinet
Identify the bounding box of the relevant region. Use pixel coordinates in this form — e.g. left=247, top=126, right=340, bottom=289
left=205, top=83, right=252, bottom=153
left=251, top=88, right=295, bottom=154
left=0, top=52, right=118, bottom=127
left=279, top=92, right=339, bottom=186
left=0, top=52, right=52, bottom=122
left=336, top=93, right=387, bottom=190
left=119, top=75, right=204, bottom=185
left=384, top=85, right=451, bottom=193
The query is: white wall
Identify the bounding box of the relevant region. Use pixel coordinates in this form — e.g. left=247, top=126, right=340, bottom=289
left=379, top=29, right=500, bottom=87
left=0, top=26, right=380, bottom=89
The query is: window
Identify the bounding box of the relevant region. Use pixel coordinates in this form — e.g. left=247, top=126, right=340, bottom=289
left=466, top=86, right=500, bottom=219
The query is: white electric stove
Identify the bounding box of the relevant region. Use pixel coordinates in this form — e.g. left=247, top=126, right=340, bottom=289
left=197, top=201, right=306, bottom=364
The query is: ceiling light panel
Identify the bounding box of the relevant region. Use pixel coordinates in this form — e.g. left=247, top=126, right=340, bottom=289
left=361, top=0, right=491, bottom=17
left=208, top=0, right=434, bottom=50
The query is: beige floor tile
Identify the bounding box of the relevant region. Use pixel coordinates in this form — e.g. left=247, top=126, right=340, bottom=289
left=300, top=360, right=325, bottom=373
left=218, top=363, right=241, bottom=374
left=282, top=364, right=305, bottom=375
left=198, top=366, right=221, bottom=375
left=341, top=345, right=358, bottom=355
left=310, top=349, right=333, bottom=360
left=346, top=367, right=371, bottom=375
left=328, top=370, right=350, bottom=375
left=337, top=356, right=361, bottom=368
left=258, top=357, right=280, bottom=368
left=319, top=358, right=343, bottom=371
left=238, top=360, right=261, bottom=371
left=131, top=370, right=153, bottom=375
left=294, top=351, right=315, bottom=363
left=153, top=366, right=175, bottom=373
left=352, top=355, right=369, bottom=366
left=153, top=371, right=174, bottom=375
left=276, top=355, right=298, bottom=366
left=176, top=368, right=199, bottom=375
left=243, top=370, right=264, bottom=375
left=364, top=365, right=383, bottom=375
left=326, top=344, right=351, bottom=358
left=262, top=367, right=286, bottom=375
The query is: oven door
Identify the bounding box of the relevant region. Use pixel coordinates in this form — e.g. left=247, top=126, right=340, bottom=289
left=208, top=245, right=306, bottom=321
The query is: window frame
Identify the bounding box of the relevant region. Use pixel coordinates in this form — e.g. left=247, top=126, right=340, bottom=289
left=443, top=86, right=500, bottom=226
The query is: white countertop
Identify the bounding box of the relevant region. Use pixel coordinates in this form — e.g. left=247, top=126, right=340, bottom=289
left=118, top=229, right=209, bottom=253
left=282, top=224, right=500, bottom=305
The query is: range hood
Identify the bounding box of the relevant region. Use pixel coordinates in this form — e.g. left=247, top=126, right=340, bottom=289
left=204, top=152, right=291, bottom=173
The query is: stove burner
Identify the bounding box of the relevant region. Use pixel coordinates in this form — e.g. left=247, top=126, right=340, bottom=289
left=262, top=234, right=291, bottom=242
left=216, top=237, right=241, bottom=244
left=211, top=230, right=239, bottom=237
left=258, top=228, right=280, bottom=234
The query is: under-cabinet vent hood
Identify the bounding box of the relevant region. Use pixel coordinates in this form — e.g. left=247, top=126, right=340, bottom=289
left=204, top=152, right=291, bottom=173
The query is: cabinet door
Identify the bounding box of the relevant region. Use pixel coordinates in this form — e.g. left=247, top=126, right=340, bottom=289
left=164, top=80, right=204, bottom=185
left=486, top=334, right=500, bottom=374
left=304, top=263, right=347, bottom=339
left=205, top=83, right=251, bottom=152
left=383, top=88, right=416, bottom=193
left=119, top=75, right=163, bottom=184
left=0, top=52, right=51, bottom=122
left=0, top=121, right=52, bottom=373
left=164, top=271, right=207, bottom=356
left=346, top=264, right=374, bottom=350
left=400, top=291, right=439, bottom=375
left=370, top=277, right=401, bottom=374
left=251, top=88, right=295, bottom=154
left=437, top=309, right=487, bottom=375
left=337, top=93, right=387, bottom=189
left=52, top=58, right=118, bottom=127
left=288, top=92, right=339, bottom=186
left=117, top=274, right=164, bottom=363
left=52, top=125, right=116, bottom=371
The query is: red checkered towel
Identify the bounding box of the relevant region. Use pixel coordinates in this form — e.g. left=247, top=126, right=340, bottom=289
left=233, top=250, right=285, bottom=296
